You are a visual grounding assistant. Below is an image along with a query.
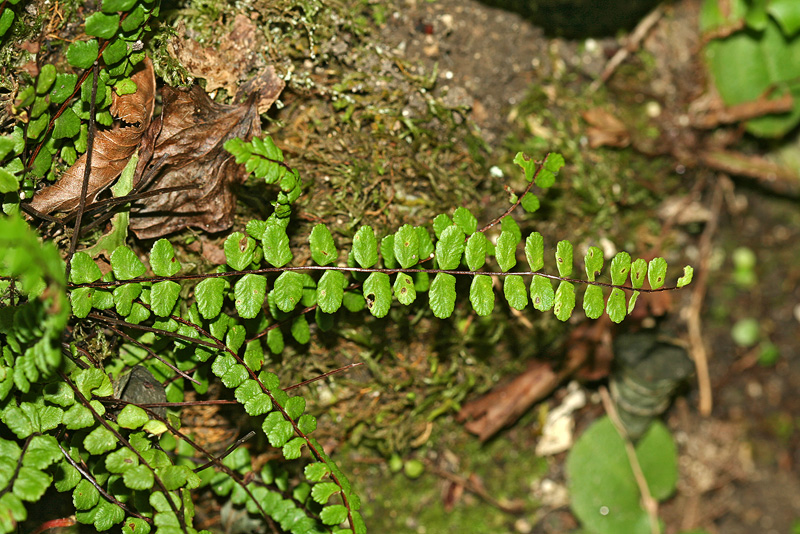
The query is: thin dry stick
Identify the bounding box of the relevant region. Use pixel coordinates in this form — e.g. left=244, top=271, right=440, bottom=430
left=599, top=386, right=660, bottom=534
left=687, top=178, right=725, bottom=416
left=589, top=5, right=664, bottom=93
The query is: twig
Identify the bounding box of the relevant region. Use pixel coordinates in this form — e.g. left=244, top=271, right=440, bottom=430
left=599, top=386, right=660, bottom=534
left=283, top=362, right=365, bottom=391
left=56, top=442, right=150, bottom=523
left=64, top=61, right=99, bottom=282
left=424, top=461, right=526, bottom=514
left=193, top=431, right=256, bottom=472
left=686, top=178, right=725, bottom=416
left=106, top=321, right=201, bottom=385
left=589, top=5, right=664, bottom=93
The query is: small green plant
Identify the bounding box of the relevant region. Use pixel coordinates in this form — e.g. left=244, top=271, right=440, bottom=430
left=0, top=1, right=693, bottom=533
left=566, top=417, right=677, bottom=534
left=701, top=0, right=800, bottom=137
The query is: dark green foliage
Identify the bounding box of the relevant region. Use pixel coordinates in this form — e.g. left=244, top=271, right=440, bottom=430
left=701, top=0, right=800, bottom=137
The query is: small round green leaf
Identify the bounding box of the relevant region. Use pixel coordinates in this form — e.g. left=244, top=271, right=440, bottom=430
left=69, top=287, right=93, bottom=318
left=393, top=272, right=416, bottom=306
left=267, top=328, right=284, bottom=355
left=85, top=12, right=119, bottom=39
left=469, top=275, right=494, bottom=316
left=309, top=224, right=337, bottom=266
left=465, top=232, right=487, bottom=271
left=623, top=257, right=644, bottom=289
left=432, top=213, right=453, bottom=239
left=73, top=478, right=99, bottom=510
left=84, top=426, right=118, bottom=455
left=584, top=246, right=604, bottom=282
left=50, top=73, right=78, bottom=104
left=606, top=287, right=627, bottom=323
left=311, top=482, right=341, bottom=504
left=380, top=235, right=396, bottom=268
left=317, top=270, right=345, bottom=314
left=123, top=465, right=153, bottom=490
left=394, top=224, right=420, bottom=268
left=105, top=447, right=139, bottom=473
left=353, top=226, right=378, bottom=269
left=520, top=192, right=540, bottom=213
left=304, top=462, right=330, bottom=483
left=53, top=107, right=81, bottom=139
left=117, top=404, right=149, bottom=429
left=282, top=437, right=305, bottom=459
left=266, top=419, right=294, bottom=448
left=274, top=271, right=303, bottom=312
left=555, top=240, right=573, bottom=278
left=221, top=364, right=248, bottom=388
left=610, top=252, right=632, bottom=287
left=150, top=239, right=181, bottom=277
left=245, top=394, right=272, bottom=417
left=262, top=224, right=293, bottom=268
left=195, top=277, right=226, bottom=319
left=429, top=273, right=456, bottom=319
left=363, top=272, right=392, bottom=318
left=320, top=504, right=349, bottom=526
left=36, top=64, right=57, bottom=95
left=66, top=40, right=99, bottom=69
left=554, top=281, right=575, bottom=321
left=111, top=246, right=146, bottom=281
left=530, top=275, right=554, bottom=311
left=435, top=225, right=465, bottom=271
left=63, top=404, right=93, bottom=430
left=157, top=465, right=189, bottom=491
left=70, top=252, right=102, bottom=284
left=583, top=285, right=604, bottom=319
left=495, top=230, right=518, bottom=272
left=677, top=265, right=693, bottom=288
left=452, top=207, right=477, bottom=235
left=22, top=435, right=60, bottom=470
left=151, top=280, right=180, bottom=317
left=525, top=232, right=544, bottom=272
left=297, top=414, right=317, bottom=434
left=504, top=274, right=528, bottom=310
left=647, top=257, right=668, bottom=289
left=416, top=226, right=435, bottom=260
left=234, top=274, right=266, bottom=319
left=290, top=315, right=310, bottom=344
left=225, top=232, right=256, bottom=271
left=352, top=226, right=378, bottom=268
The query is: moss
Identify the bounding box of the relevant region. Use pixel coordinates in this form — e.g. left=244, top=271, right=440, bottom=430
left=348, top=417, right=549, bottom=533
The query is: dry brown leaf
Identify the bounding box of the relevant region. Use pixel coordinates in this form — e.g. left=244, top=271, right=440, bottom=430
left=235, top=66, right=285, bottom=115
left=582, top=107, right=631, bottom=149
left=30, top=59, right=156, bottom=214
left=128, top=85, right=261, bottom=239
left=168, top=14, right=285, bottom=108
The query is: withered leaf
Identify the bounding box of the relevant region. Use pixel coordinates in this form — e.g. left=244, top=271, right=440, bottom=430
left=128, top=85, right=261, bottom=239
left=170, top=15, right=269, bottom=96
left=582, top=107, right=630, bottom=149
left=168, top=16, right=284, bottom=113
left=30, top=58, right=156, bottom=214
left=235, top=65, right=285, bottom=116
